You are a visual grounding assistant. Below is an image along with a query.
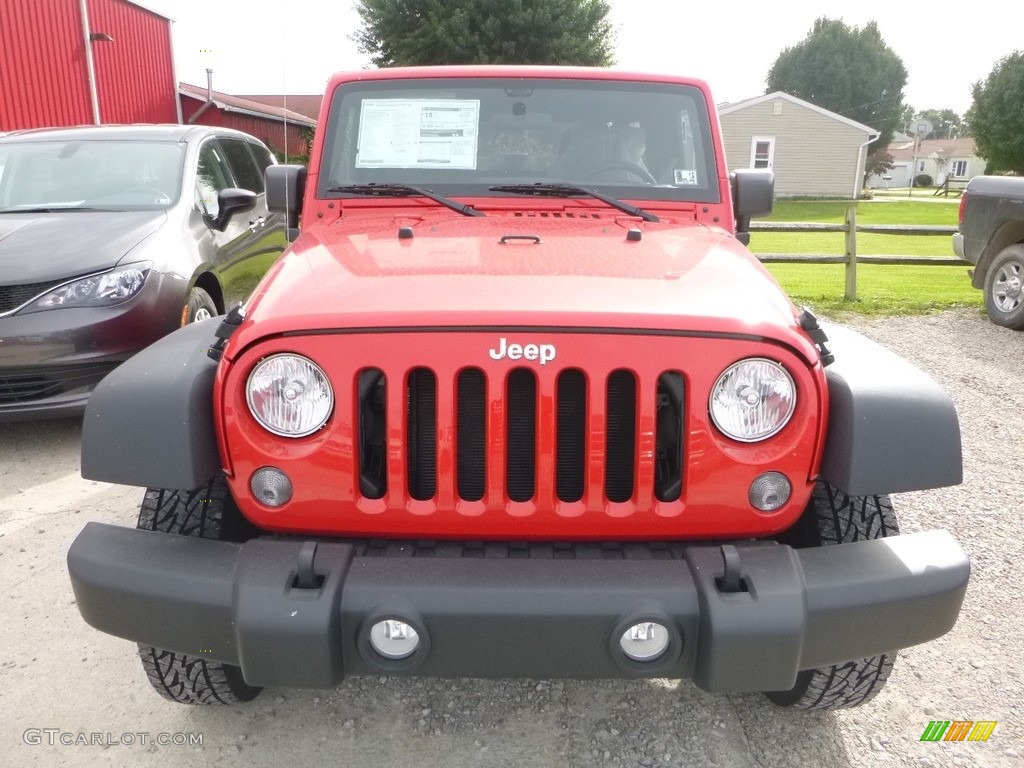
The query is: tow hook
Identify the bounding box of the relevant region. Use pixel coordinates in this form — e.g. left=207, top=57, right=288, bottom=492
left=292, top=541, right=324, bottom=590
left=716, top=545, right=747, bottom=593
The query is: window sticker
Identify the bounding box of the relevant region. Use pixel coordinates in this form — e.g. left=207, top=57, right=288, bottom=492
left=356, top=99, right=480, bottom=169
left=674, top=169, right=698, bottom=186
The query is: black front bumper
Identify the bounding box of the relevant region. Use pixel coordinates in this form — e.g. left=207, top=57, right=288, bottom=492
left=67, top=524, right=969, bottom=693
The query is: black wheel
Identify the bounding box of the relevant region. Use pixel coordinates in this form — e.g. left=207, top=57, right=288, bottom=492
left=182, top=285, right=218, bottom=326
left=765, top=481, right=898, bottom=710
left=136, top=475, right=261, bottom=705
left=583, top=161, right=658, bottom=184
left=983, top=244, right=1024, bottom=330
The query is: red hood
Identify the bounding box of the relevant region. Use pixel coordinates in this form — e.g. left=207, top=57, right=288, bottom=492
left=233, top=212, right=815, bottom=360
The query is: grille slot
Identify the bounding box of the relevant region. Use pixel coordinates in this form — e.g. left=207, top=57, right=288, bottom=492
left=505, top=368, right=537, bottom=502
left=457, top=368, right=486, bottom=501
left=605, top=370, right=637, bottom=503
left=357, top=369, right=387, bottom=499
left=406, top=368, right=437, bottom=501
left=556, top=369, right=586, bottom=502
left=655, top=372, right=684, bottom=502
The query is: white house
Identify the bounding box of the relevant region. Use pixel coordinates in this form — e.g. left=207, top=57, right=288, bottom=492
left=718, top=92, right=878, bottom=199
left=867, top=137, right=985, bottom=188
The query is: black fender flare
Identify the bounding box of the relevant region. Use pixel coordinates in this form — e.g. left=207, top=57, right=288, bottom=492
left=81, top=318, right=222, bottom=490
left=818, top=323, right=962, bottom=496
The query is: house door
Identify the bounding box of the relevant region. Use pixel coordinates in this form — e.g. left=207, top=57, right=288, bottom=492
left=750, top=136, right=775, bottom=170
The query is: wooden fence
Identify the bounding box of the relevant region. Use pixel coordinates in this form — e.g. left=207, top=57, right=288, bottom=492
left=751, top=206, right=961, bottom=300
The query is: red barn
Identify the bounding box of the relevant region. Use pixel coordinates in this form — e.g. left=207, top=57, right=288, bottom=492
left=179, top=82, right=316, bottom=159
left=0, top=0, right=178, bottom=131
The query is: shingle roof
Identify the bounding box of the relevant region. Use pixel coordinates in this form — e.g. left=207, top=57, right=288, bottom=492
left=241, top=95, right=323, bottom=122
left=888, top=137, right=978, bottom=160
left=178, top=84, right=316, bottom=127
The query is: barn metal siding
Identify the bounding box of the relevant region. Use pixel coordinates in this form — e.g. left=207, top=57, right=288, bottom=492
left=0, top=0, right=176, bottom=131
left=88, top=0, right=177, bottom=124
left=0, top=0, right=92, bottom=130
left=182, top=97, right=311, bottom=157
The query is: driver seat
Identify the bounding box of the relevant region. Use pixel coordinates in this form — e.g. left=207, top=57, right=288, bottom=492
left=552, top=123, right=651, bottom=183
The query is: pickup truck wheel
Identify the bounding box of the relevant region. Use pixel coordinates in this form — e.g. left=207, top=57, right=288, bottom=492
left=984, top=245, right=1024, bottom=329
left=764, top=481, right=898, bottom=710
left=135, top=476, right=262, bottom=705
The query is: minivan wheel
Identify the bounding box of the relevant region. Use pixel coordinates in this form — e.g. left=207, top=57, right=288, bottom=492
left=182, top=286, right=218, bottom=325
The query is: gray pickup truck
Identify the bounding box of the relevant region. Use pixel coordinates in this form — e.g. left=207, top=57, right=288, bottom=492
left=953, top=175, right=1024, bottom=329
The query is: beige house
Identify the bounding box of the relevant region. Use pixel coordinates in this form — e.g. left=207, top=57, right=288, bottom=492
left=867, top=137, right=985, bottom=188
left=718, top=92, right=878, bottom=199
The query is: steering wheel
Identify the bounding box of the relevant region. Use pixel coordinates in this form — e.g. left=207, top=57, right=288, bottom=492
left=583, top=162, right=657, bottom=185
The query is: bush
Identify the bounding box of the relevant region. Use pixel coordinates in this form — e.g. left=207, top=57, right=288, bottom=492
left=913, top=173, right=933, bottom=187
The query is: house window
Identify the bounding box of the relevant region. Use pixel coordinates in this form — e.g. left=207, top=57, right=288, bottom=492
left=952, top=160, right=968, bottom=178
left=750, top=136, right=775, bottom=169
left=919, top=161, right=926, bottom=172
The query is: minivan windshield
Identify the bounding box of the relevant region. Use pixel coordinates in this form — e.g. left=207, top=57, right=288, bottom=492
left=319, top=77, right=720, bottom=204
left=0, top=140, right=185, bottom=212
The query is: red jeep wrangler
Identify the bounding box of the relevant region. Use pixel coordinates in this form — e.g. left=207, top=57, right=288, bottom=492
left=68, top=66, right=969, bottom=710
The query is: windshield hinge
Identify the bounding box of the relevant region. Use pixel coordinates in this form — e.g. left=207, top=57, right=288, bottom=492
left=798, top=308, right=834, bottom=367
left=206, top=303, right=246, bottom=362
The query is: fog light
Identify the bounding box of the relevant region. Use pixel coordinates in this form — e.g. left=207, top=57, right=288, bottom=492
left=369, top=619, right=420, bottom=660
left=620, top=621, right=670, bottom=662
left=250, top=467, right=293, bottom=507
left=748, top=472, right=791, bottom=512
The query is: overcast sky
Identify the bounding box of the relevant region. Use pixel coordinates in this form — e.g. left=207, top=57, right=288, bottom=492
left=145, top=0, right=1018, bottom=118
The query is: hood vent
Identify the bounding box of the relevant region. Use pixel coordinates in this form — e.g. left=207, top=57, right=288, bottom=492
left=513, top=211, right=602, bottom=219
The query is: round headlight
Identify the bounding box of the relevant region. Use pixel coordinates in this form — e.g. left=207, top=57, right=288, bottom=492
left=709, top=358, right=796, bottom=442
left=246, top=354, right=333, bottom=437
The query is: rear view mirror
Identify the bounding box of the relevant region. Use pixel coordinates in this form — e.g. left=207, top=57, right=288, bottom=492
left=731, top=169, right=774, bottom=246
left=266, top=165, right=307, bottom=241
left=213, top=188, right=257, bottom=231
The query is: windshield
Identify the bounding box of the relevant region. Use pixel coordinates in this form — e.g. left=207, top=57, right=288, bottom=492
left=319, top=77, right=719, bottom=204
left=0, top=140, right=185, bottom=212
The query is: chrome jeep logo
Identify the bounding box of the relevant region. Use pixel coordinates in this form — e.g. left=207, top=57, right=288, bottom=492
left=488, top=337, right=556, bottom=365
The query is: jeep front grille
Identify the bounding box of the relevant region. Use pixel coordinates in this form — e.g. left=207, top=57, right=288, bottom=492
left=356, top=365, right=685, bottom=507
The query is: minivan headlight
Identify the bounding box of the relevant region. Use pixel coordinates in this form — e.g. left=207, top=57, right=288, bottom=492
left=25, top=262, right=150, bottom=311
left=709, top=358, right=796, bottom=442
left=246, top=353, right=333, bottom=437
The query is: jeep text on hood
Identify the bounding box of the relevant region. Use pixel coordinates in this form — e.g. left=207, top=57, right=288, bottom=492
left=69, top=66, right=968, bottom=712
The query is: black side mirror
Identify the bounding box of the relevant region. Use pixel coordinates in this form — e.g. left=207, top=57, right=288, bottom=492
left=731, top=169, right=774, bottom=246
left=266, top=165, right=307, bottom=241
left=212, top=188, right=257, bottom=231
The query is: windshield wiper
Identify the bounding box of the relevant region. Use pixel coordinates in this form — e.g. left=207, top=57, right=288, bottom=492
left=326, top=183, right=484, bottom=217
left=488, top=183, right=660, bottom=223
left=0, top=206, right=108, bottom=214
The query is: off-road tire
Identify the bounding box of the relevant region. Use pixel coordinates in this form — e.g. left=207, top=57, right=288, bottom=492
left=765, top=481, right=899, bottom=710
left=135, top=475, right=261, bottom=705
left=182, top=285, right=218, bottom=325
left=983, top=244, right=1024, bottom=330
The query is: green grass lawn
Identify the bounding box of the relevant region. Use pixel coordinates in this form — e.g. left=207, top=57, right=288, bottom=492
left=752, top=200, right=980, bottom=316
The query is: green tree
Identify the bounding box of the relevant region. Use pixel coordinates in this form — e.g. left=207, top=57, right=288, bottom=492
left=967, top=51, right=1024, bottom=174
left=766, top=18, right=907, bottom=150
left=353, top=0, right=615, bottom=68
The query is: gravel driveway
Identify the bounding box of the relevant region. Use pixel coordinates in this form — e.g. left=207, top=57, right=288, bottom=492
left=1, top=308, right=1021, bottom=767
